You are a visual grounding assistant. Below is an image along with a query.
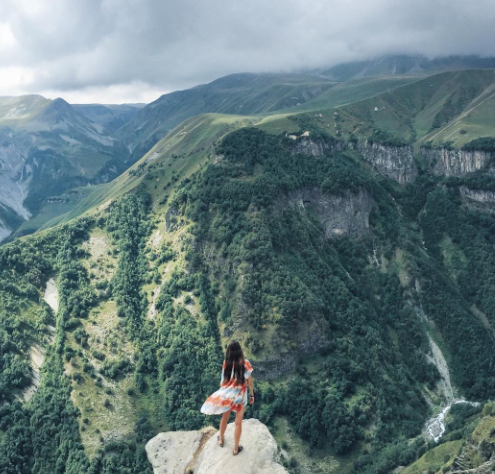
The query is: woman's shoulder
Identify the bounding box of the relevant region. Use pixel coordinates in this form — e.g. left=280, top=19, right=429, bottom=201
left=244, top=359, right=253, bottom=370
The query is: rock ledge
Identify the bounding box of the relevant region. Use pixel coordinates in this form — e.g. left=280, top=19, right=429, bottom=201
left=146, top=418, right=288, bottom=474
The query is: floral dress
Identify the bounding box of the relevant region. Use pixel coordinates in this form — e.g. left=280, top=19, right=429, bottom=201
left=201, top=359, right=253, bottom=414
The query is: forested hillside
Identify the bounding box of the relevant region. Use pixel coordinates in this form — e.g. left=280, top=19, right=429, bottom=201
left=2, top=100, right=495, bottom=472
left=2, top=64, right=495, bottom=474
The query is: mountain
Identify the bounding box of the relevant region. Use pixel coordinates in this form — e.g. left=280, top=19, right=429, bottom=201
left=73, top=103, right=145, bottom=132
left=322, top=54, right=495, bottom=81
left=323, top=69, right=495, bottom=147
left=3, top=63, right=495, bottom=474
left=0, top=95, right=131, bottom=241
left=116, top=55, right=495, bottom=164
left=0, top=69, right=422, bottom=242
left=115, top=72, right=337, bottom=161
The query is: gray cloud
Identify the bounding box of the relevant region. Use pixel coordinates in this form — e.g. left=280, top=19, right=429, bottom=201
left=1, top=0, right=495, bottom=103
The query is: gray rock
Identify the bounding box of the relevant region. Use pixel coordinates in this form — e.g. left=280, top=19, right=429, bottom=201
left=146, top=428, right=214, bottom=474
left=358, top=141, right=418, bottom=184
left=279, top=186, right=373, bottom=239
left=421, top=147, right=493, bottom=176
left=146, top=419, right=287, bottom=474
left=459, top=186, right=495, bottom=213
left=290, top=136, right=341, bottom=157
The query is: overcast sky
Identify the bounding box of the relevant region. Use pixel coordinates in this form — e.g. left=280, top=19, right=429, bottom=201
left=1, top=0, right=495, bottom=104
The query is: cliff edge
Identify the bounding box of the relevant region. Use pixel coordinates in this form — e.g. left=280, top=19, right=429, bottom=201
left=146, top=418, right=288, bottom=474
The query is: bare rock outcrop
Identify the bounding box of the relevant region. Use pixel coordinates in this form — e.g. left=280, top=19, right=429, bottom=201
left=280, top=187, right=373, bottom=239
left=289, top=135, right=342, bottom=157
left=146, top=419, right=287, bottom=474
left=459, top=186, right=495, bottom=213
left=421, top=147, right=493, bottom=176
left=358, top=141, right=418, bottom=184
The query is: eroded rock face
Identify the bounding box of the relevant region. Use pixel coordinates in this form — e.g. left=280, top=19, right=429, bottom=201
left=358, top=142, right=418, bottom=184
left=290, top=136, right=341, bottom=157
left=146, top=419, right=287, bottom=474
left=459, top=186, right=495, bottom=213
left=281, top=187, right=373, bottom=239
left=421, top=148, right=493, bottom=176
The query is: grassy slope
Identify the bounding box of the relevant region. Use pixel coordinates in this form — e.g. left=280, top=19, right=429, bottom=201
left=0, top=95, right=53, bottom=126
left=252, top=69, right=495, bottom=149
left=116, top=73, right=337, bottom=160
left=0, top=95, right=132, bottom=240
left=116, top=72, right=433, bottom=163
left=278, top=75, right=422, bottom=113
left=22, top=114, right=258, bottom=235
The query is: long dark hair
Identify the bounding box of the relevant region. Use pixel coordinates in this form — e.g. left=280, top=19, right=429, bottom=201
left=223, top=340, right=245, bottom=385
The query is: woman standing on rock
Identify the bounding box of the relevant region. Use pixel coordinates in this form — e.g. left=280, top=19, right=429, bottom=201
left=201, top=340, right=254, bottom=455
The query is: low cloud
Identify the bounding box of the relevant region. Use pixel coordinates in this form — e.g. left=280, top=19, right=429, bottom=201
left=1, top=0, right=495, bottom=103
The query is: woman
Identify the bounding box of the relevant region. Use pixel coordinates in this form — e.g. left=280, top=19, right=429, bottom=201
left=201, top=340, right=254, bottom=455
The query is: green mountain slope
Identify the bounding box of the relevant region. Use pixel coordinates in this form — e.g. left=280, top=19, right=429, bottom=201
left=4, top=70, right=423, bottom=241
left=116, top=72, right=337, bottom=160
left=337, top=69, right=495, bottom=146
left=270, top=69, right=495, bottom=148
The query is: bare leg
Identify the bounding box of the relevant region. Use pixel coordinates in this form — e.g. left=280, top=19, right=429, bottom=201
left=219, top=409, right=231, bottom=445
left=233, top=406, right=246, bottom=454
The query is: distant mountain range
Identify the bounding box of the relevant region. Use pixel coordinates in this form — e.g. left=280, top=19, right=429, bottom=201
left=0, top=95, right=138, bottom=240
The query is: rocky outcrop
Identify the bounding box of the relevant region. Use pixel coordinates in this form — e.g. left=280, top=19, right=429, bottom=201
left=290, top=135, right=342, bottom=157
left=358, top=141, right=418, bottom=184
left=459, top=186, right=495, bottom=213
left=421, top=148, right=493, bottom=176
left=165, top=206, right=180, bottom=231
left=280, top=187, right=373, bottom=239
left=146, top=419, right=287, bottom=474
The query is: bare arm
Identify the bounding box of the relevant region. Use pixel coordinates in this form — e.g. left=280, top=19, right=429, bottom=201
left=248, top=376, right=254, bottom=404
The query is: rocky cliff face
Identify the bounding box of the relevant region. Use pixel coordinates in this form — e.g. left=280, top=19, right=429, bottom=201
left=459, top=186, right=495, bottom=213
left=421, top=148, right=493, bottom=176
left=290, top=135, right=342, bottom=157
left=146, top=419, right=287, bottom=474
left=280, top=186, right=373, bottom=239
left=358, top=141, right=418, bottom=184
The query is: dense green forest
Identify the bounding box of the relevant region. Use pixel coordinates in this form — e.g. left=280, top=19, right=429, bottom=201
left=2, top=118, right=495, bottom=474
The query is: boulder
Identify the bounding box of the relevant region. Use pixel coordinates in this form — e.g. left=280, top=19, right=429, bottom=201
left=146, top=419, right=288, bottom=474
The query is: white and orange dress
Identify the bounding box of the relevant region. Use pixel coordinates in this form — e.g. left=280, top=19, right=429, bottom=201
left=201, top=359, right=253, bottom=414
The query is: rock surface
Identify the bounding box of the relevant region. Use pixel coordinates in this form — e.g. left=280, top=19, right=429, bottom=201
left=146, top=419, right=288, bottom=474
left=290, top=135, right=341, bottom=157
left=358, top=141, right=418, bottom=184
left=459, top=186, right=495, bottom=213
left=280, top=186, right=373, bottom=239
left=421, top=147, right=493, bottom=176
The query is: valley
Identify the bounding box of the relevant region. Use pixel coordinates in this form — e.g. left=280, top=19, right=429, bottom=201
left=2, top=56, right=495, bottom=474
